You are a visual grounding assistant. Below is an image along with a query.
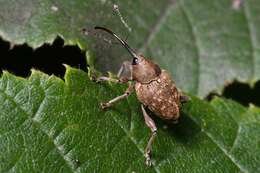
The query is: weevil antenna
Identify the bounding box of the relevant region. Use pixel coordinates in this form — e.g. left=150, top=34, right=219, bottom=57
left=94, top=26, right=138, bottom=58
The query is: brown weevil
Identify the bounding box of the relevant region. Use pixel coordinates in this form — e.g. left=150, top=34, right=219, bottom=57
left=93, top=26, right=189, bottom=166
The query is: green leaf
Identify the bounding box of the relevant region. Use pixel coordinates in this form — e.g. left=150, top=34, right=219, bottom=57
left=0, top=67, right=259, bottom=173
left=1, top=0, right=260, bottom=97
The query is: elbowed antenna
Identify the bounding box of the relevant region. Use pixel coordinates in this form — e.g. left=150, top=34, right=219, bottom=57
left=94, top=26, right=138, bottom=58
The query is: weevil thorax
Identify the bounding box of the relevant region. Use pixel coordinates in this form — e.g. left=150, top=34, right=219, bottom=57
left=132, top=55, right=161, bottom=83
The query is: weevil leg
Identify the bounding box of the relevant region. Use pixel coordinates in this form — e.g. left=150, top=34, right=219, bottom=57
left=95, top=61, right=132, bottom=84
left=95, top=76, right=120, bottom=83
left=116, top=61, right=132, bottom=78
left=180, top=95, right=189, bottom=103
left=101, top=83, right=134, bottom=109
left=141, top=105, right=157, bottom=167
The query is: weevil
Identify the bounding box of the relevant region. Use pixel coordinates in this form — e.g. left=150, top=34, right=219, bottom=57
left=93, top=26, right=189, bottom=166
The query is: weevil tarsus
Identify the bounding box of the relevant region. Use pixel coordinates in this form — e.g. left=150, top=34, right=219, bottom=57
left=95, top=76, right=120, bottom=83
left=141, top=104, right=157, bottom=166
left=100, top=83, right=134, bottom=109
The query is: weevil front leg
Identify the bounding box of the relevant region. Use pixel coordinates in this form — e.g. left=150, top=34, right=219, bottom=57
left=95, top=61, right=132, bottom=84
left=101, top=83, right=134, bottom=109
left=141, top=104, right=157, bottom=167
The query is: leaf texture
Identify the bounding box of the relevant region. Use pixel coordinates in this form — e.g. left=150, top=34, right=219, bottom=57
left=0, top=67, right=259, bottom=173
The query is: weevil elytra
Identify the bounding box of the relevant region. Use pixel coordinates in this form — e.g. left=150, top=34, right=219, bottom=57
left=93, top=26, right=189, bottom=166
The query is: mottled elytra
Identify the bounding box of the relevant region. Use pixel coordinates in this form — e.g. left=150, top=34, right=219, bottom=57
left=93, top=26, right=189, bottom=166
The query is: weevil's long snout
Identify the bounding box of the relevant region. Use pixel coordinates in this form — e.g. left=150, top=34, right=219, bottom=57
left=94, top=26, right=138, bottom=59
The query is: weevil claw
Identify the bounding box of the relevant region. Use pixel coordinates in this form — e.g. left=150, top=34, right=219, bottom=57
left=146, top=159, right=152, bottom=167
left=171, top=119, right=179, bottom=124
left=145, top=151, right=152, bottom=167
left=100, top=102, right=110, bottom=109
left=90, top=75, right=98, bottom=82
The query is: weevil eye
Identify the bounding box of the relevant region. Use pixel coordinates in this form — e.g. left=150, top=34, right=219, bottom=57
left=132, top=57, right=139, bottom=65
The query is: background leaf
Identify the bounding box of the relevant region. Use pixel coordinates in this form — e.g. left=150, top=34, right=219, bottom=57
left=0, top=67, right=259, bottom=173
left=0, top=0, right=260, bottom=97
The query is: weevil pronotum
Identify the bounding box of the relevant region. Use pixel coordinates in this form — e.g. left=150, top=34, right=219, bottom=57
left=93, top=26, right=189, bottom=166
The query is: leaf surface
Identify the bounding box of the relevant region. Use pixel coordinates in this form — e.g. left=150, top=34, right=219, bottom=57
left=0, top=67, right=259, bottom=173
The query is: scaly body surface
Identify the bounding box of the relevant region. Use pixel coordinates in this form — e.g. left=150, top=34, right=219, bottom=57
left=135, top=70, right=180, bottom=121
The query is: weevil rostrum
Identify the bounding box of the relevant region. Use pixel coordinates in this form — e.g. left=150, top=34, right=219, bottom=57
left=93, top=26, right=189, bottom=166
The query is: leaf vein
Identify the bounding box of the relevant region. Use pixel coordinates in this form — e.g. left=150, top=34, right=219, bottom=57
left=0, top=89, right=30, bottom=136
left=32, top=119, right=76, bottom=173
left=3, top=150, right=24, bottom=172
left=229, top=125, right=242, bottom=153
left=189, top=116, right=249, bottom=173
left=108, top=111, right=161, bottom=173
left=178, top=0, right=201, bottom=96
left=139, top=0, right=176, bottom=52
left=243, top=1, right=256, bottom=79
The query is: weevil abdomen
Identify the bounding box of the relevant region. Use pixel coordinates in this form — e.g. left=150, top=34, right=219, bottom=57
left=135, top=70, right=181, bottom=120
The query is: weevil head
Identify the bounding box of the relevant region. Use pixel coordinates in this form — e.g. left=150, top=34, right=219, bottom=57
left=131, top=55, right=161, bottom=83
left=94, top=26, right=161, bottom=83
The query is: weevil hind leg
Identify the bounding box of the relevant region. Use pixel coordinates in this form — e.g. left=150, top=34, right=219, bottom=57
left=141, top=105, right=157, bottom=167
left=101, top=83, right=134, bottom=109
